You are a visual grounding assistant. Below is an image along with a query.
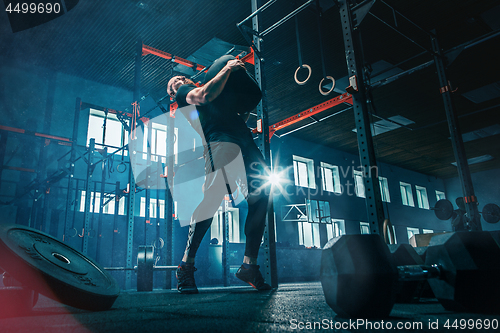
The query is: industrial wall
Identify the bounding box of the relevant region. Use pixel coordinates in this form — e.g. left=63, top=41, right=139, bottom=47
left=2, top=59, right=489, bottom=288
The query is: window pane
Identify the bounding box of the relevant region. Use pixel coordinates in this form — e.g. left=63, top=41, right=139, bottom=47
left=416, top=186, right=428, bottom=209
left=400, top=185, right=408, bottom=205
left=104, top=119, right=123, bottom=152
left=298, top=161, right=308, bottom=187
left=322, top=167, right=334, bottom=192
left=302, top=222, right=313, bottom=247
left=312, top=223, right=320, bottom=248
left=326, top=224, right=334, bottom=240
left=293, top=161, right=299, bottom=186
left=87, top=115, right=104, bottom=146
left=407, top=227, right=420, bottom=242
left=379, top=177, right=390, bottom=203
left=436, top=190, right=446, bottom=201
left=360, top=222, right=370, bottom=234
left=354, top=171, right=365, bottom=198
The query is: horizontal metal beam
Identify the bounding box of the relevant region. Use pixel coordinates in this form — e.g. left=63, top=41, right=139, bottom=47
left=261, top=0, right=315, bottom=37
left=264, top=92, right=353, bottom=138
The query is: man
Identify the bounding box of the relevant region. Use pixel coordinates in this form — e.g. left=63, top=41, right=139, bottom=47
left=166, top=55, right=272, bottom=293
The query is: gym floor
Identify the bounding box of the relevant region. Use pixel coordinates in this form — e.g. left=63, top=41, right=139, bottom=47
left=2, top=282, right=500, bottom=333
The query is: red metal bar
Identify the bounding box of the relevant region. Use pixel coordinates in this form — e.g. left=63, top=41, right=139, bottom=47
left=173, top=56, right=206, bottom=72
left=0, top=125, right=72, bottom=142
left=263, top=92, right=353, bottom=138
left=0, top=125, right=24, bottom=134
left=142, top=44, right=206, bottom=72
left=3, top=165, right=36, bottom=173
left=142, top=44, right=172, bottom=60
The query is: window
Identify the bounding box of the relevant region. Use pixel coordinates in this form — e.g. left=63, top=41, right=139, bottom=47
left=360, top=222, right=370, bottom=234
left=79, top=191, right=125, bottom=215
left=306, top=200, right=331, bottom=223
left=139, top=197, right=166, bottom=219
left=87, top=109, right=127, bottom=153
left=80, top=191, right=100, bottom=213
left=298, top=222, right=321, bottom=248
left=400, top=182, right=415, bottom=207
left=143, top=124, right=178, bottom=163
left=293, top=155, right=315, bottom=189
left=415, top=186, right=430, bottom=209
left=436, top=190, right=446, bottom=201
left=407, top=227, right=420, bottom=242
left=422, top=229, right=434, bottom=234
left=320, top=162, right=341, bottom=193
left=326, top=219, right=345, bottom=240
left=379, top=176, right=391, bottom=202
left=210, top=208, right=242, bottom=243
left=354, top=170, right=365, bottom=198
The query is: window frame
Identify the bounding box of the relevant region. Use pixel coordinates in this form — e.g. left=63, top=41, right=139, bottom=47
left=293, top=155, right=316, bottom=189
left=415, top=185, right=430, bottom=209
left=400, top=182, right=415, bottom=207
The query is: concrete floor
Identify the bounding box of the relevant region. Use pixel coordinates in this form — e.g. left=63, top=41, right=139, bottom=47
left=1, top=282, right=500, bottom=333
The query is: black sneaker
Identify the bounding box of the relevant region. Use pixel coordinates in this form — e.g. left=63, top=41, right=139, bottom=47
left=235, top=264, right=272, bottom=291
left=176, top=265, right=199, bottom=294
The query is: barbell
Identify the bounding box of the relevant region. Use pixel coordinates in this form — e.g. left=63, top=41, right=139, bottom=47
left=432, top=199, right=500, bottom=223
left=104, top=245, right=176, bottom=292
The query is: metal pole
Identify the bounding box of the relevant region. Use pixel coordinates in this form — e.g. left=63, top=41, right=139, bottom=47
left=83, top=138, right=94, bottom=255
left=165, top=107, right=175, bottom=289
left=64, top=98, right=81, bottom=241
left=252, top=0, right=278, bottom=289
left=222, top=200, right=230, bottom=286
left=145, top=120, right=153, bottom=246
left=125, top=37, right=142, bottom=289
left=338, top=0, right=385, bottom=234
left=96, top=147, right=107, bottom=261
left=431, top=32, right=481, bottom=231
left=111, top=181, right=120, bottom=267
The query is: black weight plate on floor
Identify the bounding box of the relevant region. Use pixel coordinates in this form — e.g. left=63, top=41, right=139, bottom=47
left=0, top=224, right=119, bottom=311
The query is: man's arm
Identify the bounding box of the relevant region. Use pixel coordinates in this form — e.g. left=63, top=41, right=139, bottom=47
left=186, top=59, right=244, bottom=106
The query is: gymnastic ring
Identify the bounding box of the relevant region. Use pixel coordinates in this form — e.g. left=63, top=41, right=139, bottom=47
left=319, top=76, right=335, bottom=96
left=152, top=237, right=164, bottom=249
left=294, top=64, right=312, bottom=85
left=68, top=227, right=78, bottom=238
left=116, top=162, right=127, bottom=173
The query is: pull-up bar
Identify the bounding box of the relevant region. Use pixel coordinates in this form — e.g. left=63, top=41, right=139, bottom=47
left=238, top=0, right=315, bottom=37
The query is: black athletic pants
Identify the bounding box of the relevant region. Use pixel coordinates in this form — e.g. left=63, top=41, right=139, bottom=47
left=183, top=137, right=269, bottom=259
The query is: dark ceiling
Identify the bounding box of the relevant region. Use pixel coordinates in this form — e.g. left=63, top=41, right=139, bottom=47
left=1, top=0, right=499, bottom=179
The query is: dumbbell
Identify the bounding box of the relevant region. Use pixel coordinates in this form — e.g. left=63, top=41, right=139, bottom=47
left=320, top=232, right=500, bottom=318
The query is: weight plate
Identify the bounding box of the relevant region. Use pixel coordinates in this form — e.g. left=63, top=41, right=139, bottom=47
left=0, top=224, right=119, bottom=311
left=482, top=203, right=500, bottom=224
left=433, top=199, right=454, bottom=220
